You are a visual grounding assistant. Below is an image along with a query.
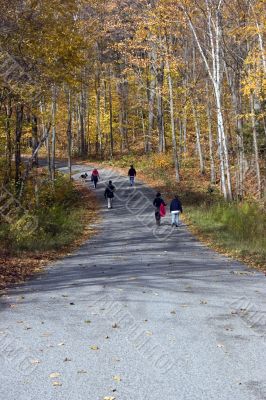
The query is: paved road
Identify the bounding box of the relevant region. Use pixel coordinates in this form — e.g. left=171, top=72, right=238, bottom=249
left=0, top=166, right=265, bottom=400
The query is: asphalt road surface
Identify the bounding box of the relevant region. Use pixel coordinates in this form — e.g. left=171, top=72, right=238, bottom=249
left=0, top=166, right=265, bottom=400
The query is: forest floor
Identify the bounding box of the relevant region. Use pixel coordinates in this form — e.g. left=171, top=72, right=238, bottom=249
left=0, top=165, right=265, bottom=400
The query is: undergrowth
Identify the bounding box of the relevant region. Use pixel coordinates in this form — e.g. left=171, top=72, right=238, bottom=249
left=0, top=173, right=91, bottom=254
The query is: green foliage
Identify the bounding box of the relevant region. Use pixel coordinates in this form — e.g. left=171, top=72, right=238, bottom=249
left=0, top=173, right=86, bottom=253
left=187, top=202, right=266, bottom=265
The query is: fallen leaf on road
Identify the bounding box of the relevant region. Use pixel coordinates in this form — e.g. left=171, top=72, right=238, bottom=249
left=49, top=372, right=61, bottom=378
left=52, top=382, right=62, bottom=387
left=30, top=359, right=41, bottom=365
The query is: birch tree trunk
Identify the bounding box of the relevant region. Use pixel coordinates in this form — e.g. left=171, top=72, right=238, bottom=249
left=206, top=83, right=216, bottom=184
left=183, top=1, right=232, bottom=199
left=250, top=93, right=262, bottom=197
left=40, top=100, right=51, bottom=179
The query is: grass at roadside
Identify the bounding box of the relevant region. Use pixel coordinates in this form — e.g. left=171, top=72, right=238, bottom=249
left=101, top=153, right=266, bottom=271
left=186, top=203, right=266, bottom=268
left=0, top=173, right=99, bottom=289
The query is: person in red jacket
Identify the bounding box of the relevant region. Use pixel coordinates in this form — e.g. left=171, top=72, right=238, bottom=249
left=91, top=168, right=100, bottom=188
left=153, top=192, right=166, bottom=226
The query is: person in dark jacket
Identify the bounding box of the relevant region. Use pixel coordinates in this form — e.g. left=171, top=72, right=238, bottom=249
left=128, top=165, right=136, bottom=186
left=104, top=180, right=115, bottom=209
left=170, top=195, right=183, bottom=227
left=153, top=192, right=166, bottom=226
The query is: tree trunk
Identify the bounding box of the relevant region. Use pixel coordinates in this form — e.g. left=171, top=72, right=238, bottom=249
left=250, top=93, right=262, bottom=197
left=109, top=71, right=114, bottom=159
left=157, top=62, right=165, bottom=153
left=166, top=57, right=179, bottom=182
left=206, top=84, right=216, bottom=184
left=117, top=76, right=129, bottom=152
left=40, top=100, right=51, bottom=179
left=15, top=103, right=23, bottom=186
left=146, top=61, right=156, bottom=153
left=51, top=86, right=57, bottom=182
left=192, top=100, right=205, bottom=175
left=79, top=88, right=86, bottom=157
left=31, top=114, right=38, bottom=167
left=5, top=95, right=12, bottom=182
left=95, top=71, right=101, bottom=156
left=67, top=90, right=72, bottom=180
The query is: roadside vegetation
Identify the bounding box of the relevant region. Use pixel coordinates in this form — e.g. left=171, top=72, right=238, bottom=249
left=0, top=170, right=98, bottom=288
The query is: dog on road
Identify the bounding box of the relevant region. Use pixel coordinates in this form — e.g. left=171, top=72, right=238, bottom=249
left=80, top=172, right=88, bottom=181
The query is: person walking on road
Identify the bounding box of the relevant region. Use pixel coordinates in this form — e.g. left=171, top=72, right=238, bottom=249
left=104, top=180, right=115, bottom=209
left=128, top=165, right=136, bottom=186
left=170, top=195, right=183, bottom=227
left=153, top=192, right=166, bottom=226
left=91, top=168, right=100, bottom=188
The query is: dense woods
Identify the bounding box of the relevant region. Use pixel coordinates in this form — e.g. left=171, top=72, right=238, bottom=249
left=0, top=0, right=265, bottom=201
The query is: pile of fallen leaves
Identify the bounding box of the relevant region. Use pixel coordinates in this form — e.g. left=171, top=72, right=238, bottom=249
left=0, top=182, right=100, bottom=290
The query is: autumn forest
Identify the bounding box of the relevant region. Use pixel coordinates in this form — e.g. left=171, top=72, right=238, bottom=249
left=0, top=0, right=265, bottom=199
